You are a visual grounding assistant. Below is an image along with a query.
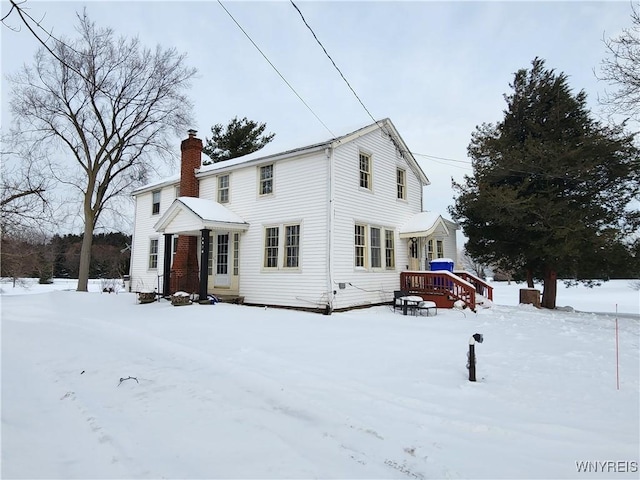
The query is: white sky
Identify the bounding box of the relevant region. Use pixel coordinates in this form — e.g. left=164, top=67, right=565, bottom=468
left=1, top=0, right=634, bottom=232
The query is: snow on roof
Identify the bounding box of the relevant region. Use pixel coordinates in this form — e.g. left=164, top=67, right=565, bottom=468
left=399, top=211, right=442, bottom=234
left=178, top=197, right=246, bottom=225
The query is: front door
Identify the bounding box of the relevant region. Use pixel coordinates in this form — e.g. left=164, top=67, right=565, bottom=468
left=214, top=232, right=230, bottom=287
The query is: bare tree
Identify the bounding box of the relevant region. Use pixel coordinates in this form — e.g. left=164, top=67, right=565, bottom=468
left=599, top=3, right=640, bottom=122
left=0, top=134, right=50, bottom=235
left=458, top=248, right=487, bottom=280
left=6, top=10, right=197, bottom=291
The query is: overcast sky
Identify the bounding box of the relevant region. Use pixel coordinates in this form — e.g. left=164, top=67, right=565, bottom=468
left=1, top=0, right=634, bottom=233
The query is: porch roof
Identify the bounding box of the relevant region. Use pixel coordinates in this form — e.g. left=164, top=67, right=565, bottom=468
left=154, top=197, right=249, bottom=235
left=399, top=212, right=458, bottom=239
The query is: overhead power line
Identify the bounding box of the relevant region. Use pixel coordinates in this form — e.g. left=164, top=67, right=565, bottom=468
left=217, top=0, right=335, bottom=137
left=289, top=0, right=378, bottom=126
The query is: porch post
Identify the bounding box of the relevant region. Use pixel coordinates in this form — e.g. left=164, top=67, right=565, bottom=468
left=163, top=234, right=172, bottom=297
left=199, top=228, right=210, bottom=301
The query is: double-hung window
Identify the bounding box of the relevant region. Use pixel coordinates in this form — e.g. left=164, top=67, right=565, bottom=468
left=260, top=165, right=273, bottom=195
left=354, top=224, right=395, bottom=270
left=385, top=230, right=395, bottom=269
left=354, top=224, right=366, bottom=268
left=218, top=175, right=229, bottom=203
left=152, top=191, right=161, bottom=215
left=397, top=168, right=406, bottom=200
left=427, top=240, right=434, bottom=263
left=359, top=153, right=371, bottom=190
left=148, top=238, right=159, bottom=269
left=285, top=225, right=300, bottom=268
left=436, top=240, right=444, bottom=258
left=263, top=224, right=301, bottom=269
left=370, top=227, right=382, bottom=268
left=264, top=227, right=279, bottom=268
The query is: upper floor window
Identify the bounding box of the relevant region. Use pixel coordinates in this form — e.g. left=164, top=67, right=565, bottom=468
left=260, top=164, right=273, bottom=195
left=148, top=238, right=159, bottom=269
left=359, top=152, right=371, bottom=190
left=397, top=168, right=406, bottom=200
left=152, top=190, right=161, bottom=215
left=218, top=174, right=229, bottom=203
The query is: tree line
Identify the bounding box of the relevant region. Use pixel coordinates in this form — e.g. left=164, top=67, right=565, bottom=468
left=1, top=232, right=131, bottom=285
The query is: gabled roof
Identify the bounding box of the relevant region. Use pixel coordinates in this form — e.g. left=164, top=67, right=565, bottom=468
left=154, top=197, right=248, bottom=235
left=399, top=212, right=459, bottom=238
left=197, top=118, right=430, bottom=185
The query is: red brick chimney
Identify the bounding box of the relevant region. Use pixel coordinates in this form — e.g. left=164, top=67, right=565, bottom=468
left=180, top=129, right=202, bottom=198
left=171, top=129, right=202, bottom=294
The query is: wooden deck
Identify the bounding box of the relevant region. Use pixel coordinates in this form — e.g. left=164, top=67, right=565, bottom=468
left=399, top=271, right=493, bottom=311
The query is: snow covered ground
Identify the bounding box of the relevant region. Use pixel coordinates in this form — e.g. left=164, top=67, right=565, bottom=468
left=1, top=278, right=638, bottom=479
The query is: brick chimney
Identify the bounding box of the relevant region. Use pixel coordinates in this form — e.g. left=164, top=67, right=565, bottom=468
left=180, top=129, right=202, bottom=198
left=171, top=129, right=202, bottom=294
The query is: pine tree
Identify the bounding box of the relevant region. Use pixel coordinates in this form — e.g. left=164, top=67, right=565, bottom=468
left=451, top=58, right=640, bottom=309
left=202, top=117, right=275, bottom=165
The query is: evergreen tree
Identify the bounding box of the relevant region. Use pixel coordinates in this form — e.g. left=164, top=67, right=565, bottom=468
left=451, top=58, right=640, bottom=309
left=202, top=117, right=275, bottom=165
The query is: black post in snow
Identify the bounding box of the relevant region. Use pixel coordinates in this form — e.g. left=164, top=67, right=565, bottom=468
left=468, top=333, right=483, bottom=382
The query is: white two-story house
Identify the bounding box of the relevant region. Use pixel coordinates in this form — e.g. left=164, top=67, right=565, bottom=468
left=129, top=118, right=458, bottom=312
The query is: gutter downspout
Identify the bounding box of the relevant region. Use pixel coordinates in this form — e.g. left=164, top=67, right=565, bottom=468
left=326, top=146, right=335, bottom=314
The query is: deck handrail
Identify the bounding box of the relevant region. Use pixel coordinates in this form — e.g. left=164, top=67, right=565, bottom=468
left=453, top=270, right=494, bottom=300
left=400, top=270, right=477, bottom=311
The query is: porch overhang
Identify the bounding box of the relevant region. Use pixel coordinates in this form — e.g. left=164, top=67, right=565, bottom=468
left=399, top=212, right=458, bottom=239
left=154, top=197, right=249, bottom=235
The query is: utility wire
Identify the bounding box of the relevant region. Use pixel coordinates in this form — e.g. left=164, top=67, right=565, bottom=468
left=217, top=0, right=335, bottom=137
left=290, top=0, right=378, bottom=126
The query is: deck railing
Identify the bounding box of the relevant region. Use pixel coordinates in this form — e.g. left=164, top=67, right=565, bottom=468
left=453, top=271, right=493, bottom=301
left=400, top=270, right=477, bottom=310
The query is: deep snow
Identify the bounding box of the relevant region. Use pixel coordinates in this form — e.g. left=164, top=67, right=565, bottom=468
left=1, top=278, right=638, bottom=479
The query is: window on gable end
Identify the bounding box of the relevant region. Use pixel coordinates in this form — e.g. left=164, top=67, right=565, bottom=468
left=397, top=168, right=406, bottom=200
left=359, top=152, right=371, bottom=190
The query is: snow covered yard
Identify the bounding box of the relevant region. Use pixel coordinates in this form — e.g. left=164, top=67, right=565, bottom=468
left=1, top=280, right=638, bottom=479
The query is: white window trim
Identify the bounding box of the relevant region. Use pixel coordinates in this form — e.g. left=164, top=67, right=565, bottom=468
left=258, top=164, right=274, bottom=197
left=262, top=222, right=302, bottom=271
left=396, top=167, right=407, bottom=201
left=354, top=223, right=395, bottom=271
left=358, top=150, right=373, bottom=192
left=148, top=237, right=159, bottom=270
left=218, top=174, right=230, bottom=204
